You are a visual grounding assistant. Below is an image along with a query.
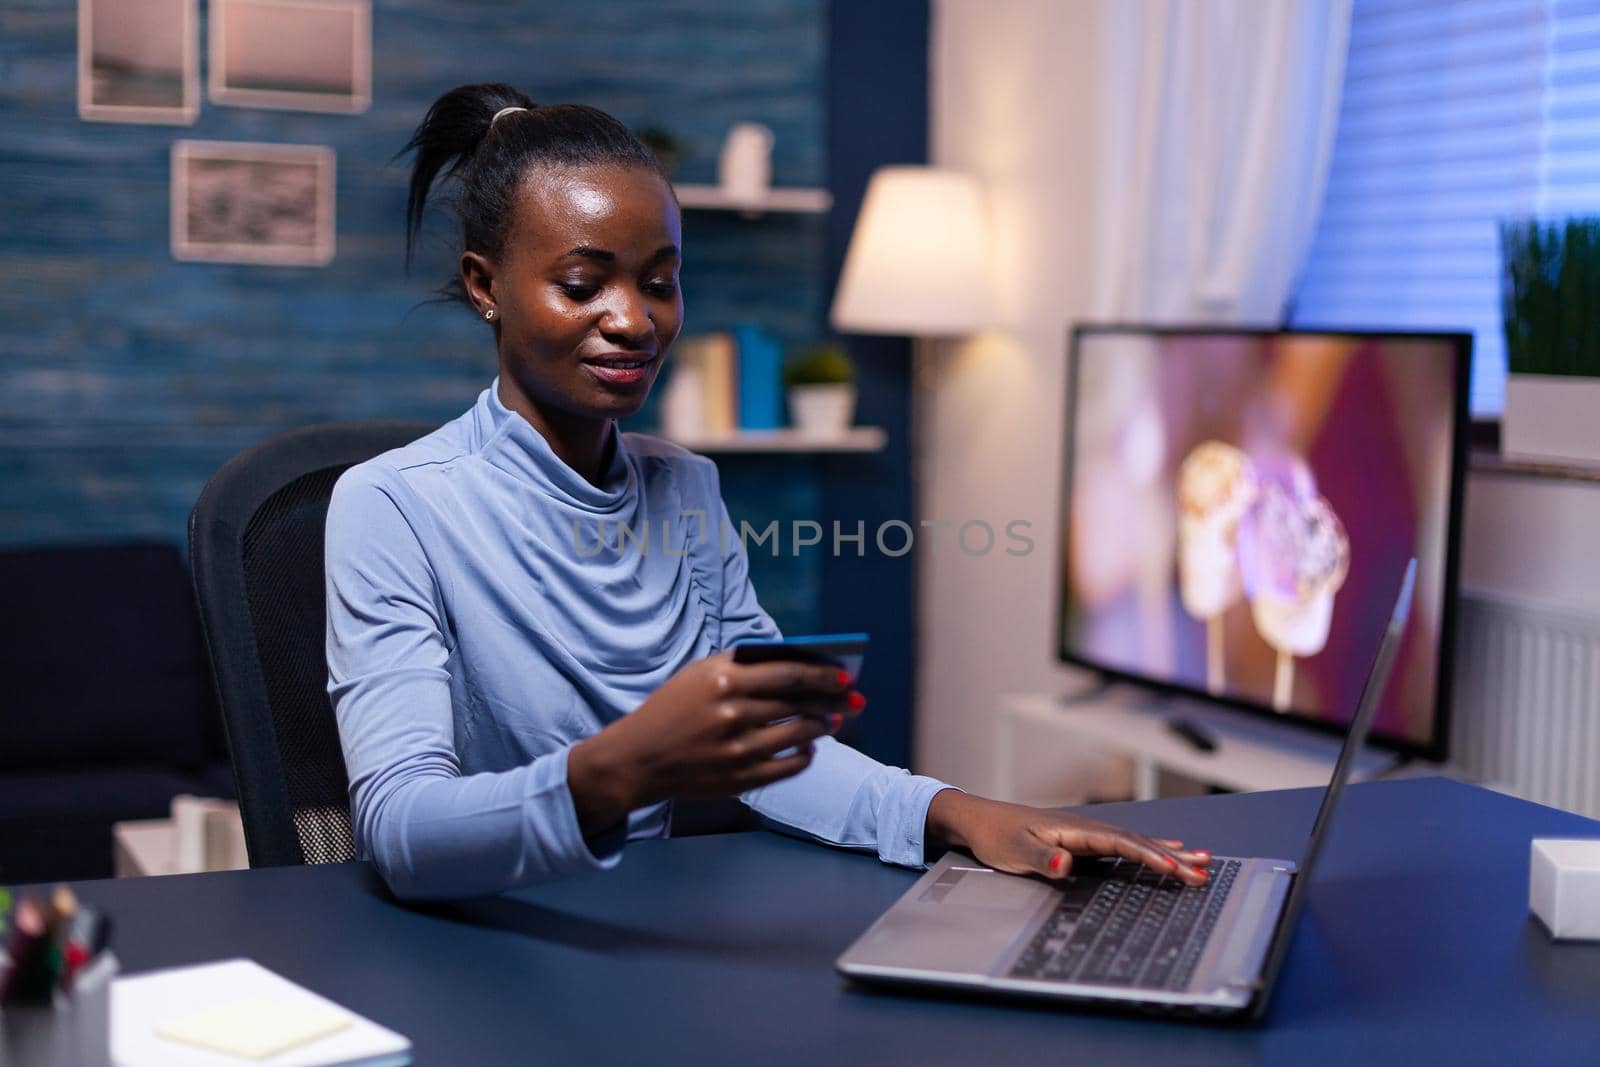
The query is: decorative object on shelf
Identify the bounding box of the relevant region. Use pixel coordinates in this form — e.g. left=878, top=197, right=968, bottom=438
left=717, top=122, right=774, bottom=203
left=830, top=166, right=994, bottom=336
left=1500, top=217, right=1600, bottom=466
left=170, top=140, right=336, bottom=266
left=731, top=324, right=783, bottom=431
left=78, top=0, right=200, bottom=125
left=784, top=343, right=857, bottom=436
left=209, top=0, right=372, bottom=114
left=636, top=125, right=685, bottom=178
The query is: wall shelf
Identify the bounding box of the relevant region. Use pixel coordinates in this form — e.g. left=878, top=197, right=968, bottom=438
left=666, top=427, right=886, bottom=453
left=673, top=184, right=832, bottom=215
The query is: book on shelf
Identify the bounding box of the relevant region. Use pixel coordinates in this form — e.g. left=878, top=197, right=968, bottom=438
left=662, top=332, right=734, bottom=438
left=731, top=324, right=783, bottom=431
left=662, top=331, right=736, bottom=439
left=660, top=327, right=791, bottom=441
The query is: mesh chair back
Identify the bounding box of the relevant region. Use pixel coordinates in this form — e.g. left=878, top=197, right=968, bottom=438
left=189, top=422, right=433, bottom=867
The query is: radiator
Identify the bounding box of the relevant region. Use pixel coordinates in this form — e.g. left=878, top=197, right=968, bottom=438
left=1452, top=592, right=1600, bottom=819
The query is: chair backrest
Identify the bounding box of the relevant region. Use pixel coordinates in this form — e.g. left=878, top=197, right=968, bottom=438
left=189, top=421, right=434, bottom=867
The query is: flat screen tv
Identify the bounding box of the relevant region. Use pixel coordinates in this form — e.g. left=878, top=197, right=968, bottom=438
left=1056, top=326, right=1470, bottom=761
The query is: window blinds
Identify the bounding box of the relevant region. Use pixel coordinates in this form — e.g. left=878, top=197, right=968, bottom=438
left=1293, top=0, right=1600, bottom=415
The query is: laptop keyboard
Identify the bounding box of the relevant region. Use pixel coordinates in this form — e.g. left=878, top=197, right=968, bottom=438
left=1007, top=858, right=1242, bottom=990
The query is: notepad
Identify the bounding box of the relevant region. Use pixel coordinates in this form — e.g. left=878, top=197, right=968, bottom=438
left=156, top=995, right=352, bottom=1058
left=111, top=958, right=411, bottom=1067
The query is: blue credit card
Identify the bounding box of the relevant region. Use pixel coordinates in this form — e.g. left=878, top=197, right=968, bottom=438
left=731, top=632, right=869, bottom=683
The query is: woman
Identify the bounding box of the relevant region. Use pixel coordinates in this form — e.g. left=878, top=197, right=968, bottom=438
left=325, top=83, right=1211, bottom=901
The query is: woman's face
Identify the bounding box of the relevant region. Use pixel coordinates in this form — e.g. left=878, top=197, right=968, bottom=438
left=467, top=162, right=683, bottom=426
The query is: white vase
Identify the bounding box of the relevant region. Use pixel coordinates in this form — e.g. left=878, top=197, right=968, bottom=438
left=787, top=384, right=856, bottom=436
left=1503, top=373, right=1600, bottom=466
left=718, top=122, right=774, bottom=202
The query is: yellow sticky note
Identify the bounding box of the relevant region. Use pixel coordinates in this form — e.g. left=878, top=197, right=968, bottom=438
left=156, top=995, right=353, bottom=1060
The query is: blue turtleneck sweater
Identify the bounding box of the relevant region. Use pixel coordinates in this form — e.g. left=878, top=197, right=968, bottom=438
left=324, top=381, right=952, bottom=900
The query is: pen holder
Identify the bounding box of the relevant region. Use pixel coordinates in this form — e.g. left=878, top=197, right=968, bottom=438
left=0, top=963, right=114, bottom=1067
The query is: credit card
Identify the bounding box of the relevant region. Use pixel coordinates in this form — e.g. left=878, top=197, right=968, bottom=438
left=731, top=632, right=869, bottom=683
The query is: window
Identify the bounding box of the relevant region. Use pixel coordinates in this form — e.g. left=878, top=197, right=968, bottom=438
left=1292, top=0, right=1600, bottom=416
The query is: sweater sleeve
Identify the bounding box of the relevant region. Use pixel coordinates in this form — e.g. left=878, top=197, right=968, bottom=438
left=708, top=487, right=958, bottom=869
left=325, top=466, right=623, bottom=900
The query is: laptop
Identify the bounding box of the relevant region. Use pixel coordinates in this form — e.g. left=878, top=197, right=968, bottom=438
left=836, top=558, right=1418, bottom=1021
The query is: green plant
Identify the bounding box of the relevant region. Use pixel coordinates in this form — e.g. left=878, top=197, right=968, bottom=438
left=635, top=125, right=684, bottom=177
left=1500, top=217, right=1600, bottom=377
left=784, top=343, right=855, bottom=387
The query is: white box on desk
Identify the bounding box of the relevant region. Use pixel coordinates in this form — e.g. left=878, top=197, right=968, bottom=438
left=1530, top=838, right=1600, bottom=940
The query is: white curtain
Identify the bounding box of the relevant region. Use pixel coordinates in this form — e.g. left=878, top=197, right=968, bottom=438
left=1092, top=0, right=1351, bottom=322
left=917, top=1, right=1351, bottom=797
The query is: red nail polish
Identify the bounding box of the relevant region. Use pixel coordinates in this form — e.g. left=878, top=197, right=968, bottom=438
left=1050, top=854, right=1064, bottom=873
left=829, top=713, right=843, bottom=730
left=848, top=691, right=867, bottom=710
left=836, top=670, right=851, bottom=686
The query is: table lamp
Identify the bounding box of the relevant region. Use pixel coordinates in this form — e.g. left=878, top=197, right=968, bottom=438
left=828, top=164, right=994, bottom=475
left=830, top=166, right=993, bottom=336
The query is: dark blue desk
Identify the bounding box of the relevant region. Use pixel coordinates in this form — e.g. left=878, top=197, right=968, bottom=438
left=11, top=778, right=1600, bottom=1065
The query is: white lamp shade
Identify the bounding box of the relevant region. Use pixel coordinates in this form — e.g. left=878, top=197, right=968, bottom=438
left=830, top=166, right=994, bottom=336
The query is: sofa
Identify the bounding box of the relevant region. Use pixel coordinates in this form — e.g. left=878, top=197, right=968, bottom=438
left=0, top=542, right=235, bottom=883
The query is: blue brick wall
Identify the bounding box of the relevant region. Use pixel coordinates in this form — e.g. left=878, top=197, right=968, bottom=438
left=0, top=0, right=826, bottom=631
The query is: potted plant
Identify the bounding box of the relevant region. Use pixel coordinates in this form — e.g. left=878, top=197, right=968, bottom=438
left=635, top=125, right=685, bottom=178
left=784, top=343, right=857, bottom=436
left=1500, top=217, right=1600, bottom=465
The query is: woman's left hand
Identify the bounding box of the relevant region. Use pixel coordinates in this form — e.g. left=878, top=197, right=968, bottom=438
left=924, top=790, right=1212, bottom=886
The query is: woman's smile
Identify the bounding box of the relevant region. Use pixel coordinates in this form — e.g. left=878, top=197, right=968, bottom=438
left=580, top=350, right=660, bottom=388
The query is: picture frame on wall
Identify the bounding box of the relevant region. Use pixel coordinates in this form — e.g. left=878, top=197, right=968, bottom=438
left=209, top=0, right=372, bottom=114
left=171, top=140, right=336, bottom=267
left=78, top=0, right=199, bottom=124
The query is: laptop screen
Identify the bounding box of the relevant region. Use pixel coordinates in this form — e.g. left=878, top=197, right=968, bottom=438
left=1251, top=557, right=1416, bottom=1017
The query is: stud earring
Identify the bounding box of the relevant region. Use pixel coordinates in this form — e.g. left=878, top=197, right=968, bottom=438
left=484, top=308, right=496, bottom=321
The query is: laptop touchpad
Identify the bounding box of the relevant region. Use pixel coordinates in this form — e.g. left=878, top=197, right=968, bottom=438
left=847, top=866, right=1056, bottom=974
left=922, top=867, right=1052, bottom=912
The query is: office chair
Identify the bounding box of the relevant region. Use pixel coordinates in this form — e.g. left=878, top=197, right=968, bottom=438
left=190, top=420, right=759, bottom=869
left=189, top=421, right=433, bottom=867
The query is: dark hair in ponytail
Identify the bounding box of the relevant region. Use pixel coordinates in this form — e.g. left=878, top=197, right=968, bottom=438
left=400, top=82, right=670, bottom=305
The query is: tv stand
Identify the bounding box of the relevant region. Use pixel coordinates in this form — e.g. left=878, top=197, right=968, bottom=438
left=994, top=681, right=1404, bottom=802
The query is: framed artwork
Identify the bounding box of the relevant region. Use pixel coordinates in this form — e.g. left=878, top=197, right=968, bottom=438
left=78, top=0, right=199, bottom=124
left=171, top=140, right=336, bottom=267
left=209, top=0, right=372, bottom=114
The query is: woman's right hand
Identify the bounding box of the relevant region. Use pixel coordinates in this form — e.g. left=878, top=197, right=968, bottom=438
left=567, top=651, right=862, bottom=836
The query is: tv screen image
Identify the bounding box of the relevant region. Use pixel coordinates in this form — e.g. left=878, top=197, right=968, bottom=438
left=1058, top=327, right=1468, bottom=759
